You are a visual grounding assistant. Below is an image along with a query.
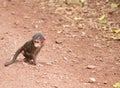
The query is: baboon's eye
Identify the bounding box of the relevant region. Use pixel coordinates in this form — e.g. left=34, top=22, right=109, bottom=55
left=34, top=40, right=40, bottom=43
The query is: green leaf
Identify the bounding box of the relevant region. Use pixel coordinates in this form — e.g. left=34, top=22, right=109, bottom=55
left=79, top=0, right=85, bottom=3
left=113, top=82, right=120, bottom=88
left=111, top=3, right=119, bottom=9
left=99, top=15, right=107, bottom=24
left=79, top=0, right=85, bottom=7
left=112, top=29, right=120, bottom=34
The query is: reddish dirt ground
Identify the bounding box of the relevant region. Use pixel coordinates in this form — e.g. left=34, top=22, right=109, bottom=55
left=0, top=0, right=120, bottom=88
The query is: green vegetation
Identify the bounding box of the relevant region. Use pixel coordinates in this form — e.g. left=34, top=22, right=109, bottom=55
left=113, top=82, right=120, bottom=88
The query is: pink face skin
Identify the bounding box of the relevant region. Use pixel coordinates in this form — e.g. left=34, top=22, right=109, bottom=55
left=21, top=50, right=25, bottom=55
left=34, top=39, right=42, bottom=47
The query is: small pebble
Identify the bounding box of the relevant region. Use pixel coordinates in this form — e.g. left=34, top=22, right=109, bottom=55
left=63, top=57, right=68, bottom=61
left=55, top=39, right=62, bottom=44
left=103, top=81, right=108, bottom=84
left=86, top=65, right=96, bottom=69
left=88, top=77, right=96, bottom=83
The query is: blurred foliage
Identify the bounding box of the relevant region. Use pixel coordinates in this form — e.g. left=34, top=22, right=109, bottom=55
left=113, top=82, right=120, bottom=88
left=111, top=3, right=119, bottom=9
left=98, top=15, right=107, bottom=24
left=112, top=29, right=120, bottom=34
left=79, top=0, right=85, bottom=6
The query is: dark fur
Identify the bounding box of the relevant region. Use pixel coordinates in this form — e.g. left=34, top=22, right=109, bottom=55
left=4, top=33, right=45, bottom=67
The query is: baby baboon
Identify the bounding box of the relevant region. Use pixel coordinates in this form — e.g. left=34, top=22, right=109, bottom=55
left=4, top=32, right=45, bottom=67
